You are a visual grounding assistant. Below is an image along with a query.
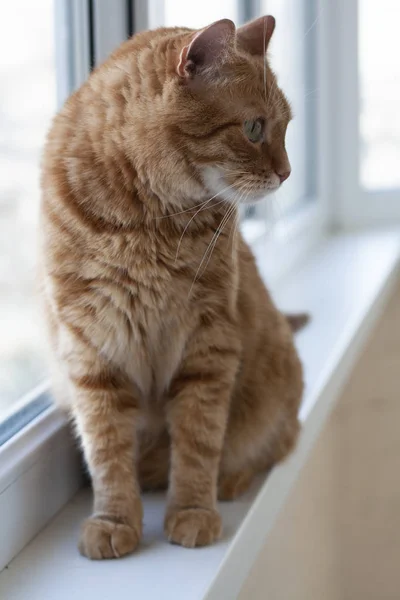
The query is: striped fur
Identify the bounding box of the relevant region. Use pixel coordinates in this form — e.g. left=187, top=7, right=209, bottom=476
left=39, top=18, right=304, bottom=559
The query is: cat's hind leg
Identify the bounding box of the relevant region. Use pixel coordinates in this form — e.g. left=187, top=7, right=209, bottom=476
left=218, top=468, right=255, bottom=501
left=218, top=394, right=301, bottom=502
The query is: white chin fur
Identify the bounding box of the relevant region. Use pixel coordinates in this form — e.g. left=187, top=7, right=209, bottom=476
left=202, top=166, right=278, bottom=205
left=202, top=166, right=241, bottom=203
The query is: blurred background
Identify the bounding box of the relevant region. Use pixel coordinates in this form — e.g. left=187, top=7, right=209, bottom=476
left=0, top=1, right=399, bottom=597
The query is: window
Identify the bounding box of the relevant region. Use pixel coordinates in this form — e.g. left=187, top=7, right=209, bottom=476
left=0, top=0, right=321, bottom=441
left=359, top=0, right=400, bottom=190
left=0, top=0, right=92, bottom=441
left=2, top=0, right=400, bottom=581
left=332, top=0, right=400, bottom=227
left=0, top=1, right=56, bottom=423
left=164, top=0, right=240, bottom=28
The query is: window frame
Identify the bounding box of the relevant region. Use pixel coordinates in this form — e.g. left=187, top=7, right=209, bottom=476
left=55, top=0, right=92, bottom=101
left=245, top=0, right=332, bottom=281
left=332, top=0, right=400, bottom=228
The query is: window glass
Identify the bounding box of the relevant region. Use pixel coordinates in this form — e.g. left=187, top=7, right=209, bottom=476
left=0, top=1, right=56, bottom=420
left=261, top=0, right=317, bottom=215
left=164, top=0, right=240, bottom=29
left=359, top=0, right=400, bottom=190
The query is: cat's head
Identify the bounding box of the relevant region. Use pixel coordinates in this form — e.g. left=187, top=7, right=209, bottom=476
left=129, top=16, right=291, bottom=207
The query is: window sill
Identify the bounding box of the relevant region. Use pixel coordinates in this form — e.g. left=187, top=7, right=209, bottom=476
left=1, top=230, right=399, bottom=600
left=242, top=199, right=326, bottom=284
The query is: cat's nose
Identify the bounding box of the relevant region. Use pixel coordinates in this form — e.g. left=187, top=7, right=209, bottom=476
left=278, top=170, right=291, bottom=184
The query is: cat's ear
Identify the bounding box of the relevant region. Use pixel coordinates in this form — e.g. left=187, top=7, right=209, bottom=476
left=177, top=19, right=236, bottom=78
left=236, top=15, right=275, bottom=56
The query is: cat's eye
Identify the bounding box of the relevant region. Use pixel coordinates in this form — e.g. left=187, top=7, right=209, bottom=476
left=244, top=118, right=264, bottom=143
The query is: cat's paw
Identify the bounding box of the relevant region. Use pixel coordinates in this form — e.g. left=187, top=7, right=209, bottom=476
left=78, top=516, right=141, bottom=559
left=164, top=507, right=222, bottom=548
left=218, top=469, right=253, bottom=501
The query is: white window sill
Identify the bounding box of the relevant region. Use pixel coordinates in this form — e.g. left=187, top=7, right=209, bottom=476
left=1, top=230, right=399, bottom=600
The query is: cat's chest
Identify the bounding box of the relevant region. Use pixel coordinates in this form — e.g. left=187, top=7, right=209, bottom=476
left=102, top=271, right=194, bottom=400
left=98, top=232, right=235, bottom=398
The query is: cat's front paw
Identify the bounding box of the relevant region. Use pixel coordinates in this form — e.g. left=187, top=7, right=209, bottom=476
left=164, top=507, right=222, bottom=548
left=78, top=516, right=141, bottom=559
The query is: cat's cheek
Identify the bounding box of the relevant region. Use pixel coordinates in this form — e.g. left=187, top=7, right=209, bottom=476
left=201, top=166, right=238, bottom=204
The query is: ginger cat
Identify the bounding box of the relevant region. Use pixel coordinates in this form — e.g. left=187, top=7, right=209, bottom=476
left=39, top=16, right=304, bottom=559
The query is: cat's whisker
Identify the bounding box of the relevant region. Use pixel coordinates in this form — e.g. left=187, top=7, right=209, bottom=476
left=217, top=169, right=248, bottom=176
left=214, top=165, right=249, bottom=177
left=266, top=76, right=278, bottom=114
left=206, top=180, right=253, bottom=262
left=199, top=201, right=239, bottom=277
left=188, top=198, right=240, bottom=297
left=284, top=85, right=320, bottom=99
left=236, top=179, right=258, bottom=197
left=156, top=189, right=232, bottom=220
left=302, top=6, right=324, bottom=41
left=228, top=185, right=252, bottom=253
left=156, top=166, right=250, bottom=221
left=155, top=196, right=218, bottom=220
left=263, top=18, right=267, bottom=102
left=197, top=204, right=237, bottom=280
left=303, top=87, right=319, bottom=100
left=231, top=210, right=241, bottom=259
left=175, top=182, right=239, bottom=262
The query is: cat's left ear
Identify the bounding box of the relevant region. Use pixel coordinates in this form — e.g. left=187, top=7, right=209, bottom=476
left=236, top=15, right=275, bottom=56
left=177, top=19, right=236, bottom=78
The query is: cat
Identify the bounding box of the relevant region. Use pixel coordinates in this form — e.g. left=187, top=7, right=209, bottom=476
left=39, top=15, right=305, bottom=559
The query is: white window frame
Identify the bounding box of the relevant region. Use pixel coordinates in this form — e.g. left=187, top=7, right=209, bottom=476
left=55, top=0, right=92, bottom=101
left=332, top=0, right=400, bottom=228
left=0, top=0, right=335, bottom=570
left=251, top=0, right=332, bottom=282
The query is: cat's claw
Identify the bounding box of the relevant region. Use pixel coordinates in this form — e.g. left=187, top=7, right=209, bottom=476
left=78, top=516, right=141, bottom=559
left=164, top=507, right=222, bottom=548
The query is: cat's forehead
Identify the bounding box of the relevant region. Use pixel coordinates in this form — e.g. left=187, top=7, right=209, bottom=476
left=227, top=64, right=291, bottom=123
left=256, top=62, right=290, bottom=114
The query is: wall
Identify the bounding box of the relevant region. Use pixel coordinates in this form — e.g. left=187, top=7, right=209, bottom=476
left=239, top=280, right=400, bottom=600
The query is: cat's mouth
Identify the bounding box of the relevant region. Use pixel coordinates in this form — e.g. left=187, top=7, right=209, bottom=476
left=202, top=166, right=280, bottom=205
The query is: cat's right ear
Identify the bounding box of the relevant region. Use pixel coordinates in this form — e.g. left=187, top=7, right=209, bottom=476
left=177, top=19, right=236, bottom=79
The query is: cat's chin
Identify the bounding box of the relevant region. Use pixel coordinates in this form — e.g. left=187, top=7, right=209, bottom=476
left=201, top=166, right=279, bottom=205
left=240, top=187, right=277, bottom=204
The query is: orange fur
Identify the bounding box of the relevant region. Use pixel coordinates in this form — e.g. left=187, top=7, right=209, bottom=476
left=39, top=16, right=304, bottom=559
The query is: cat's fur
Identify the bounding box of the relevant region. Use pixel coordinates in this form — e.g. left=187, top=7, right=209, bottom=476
left=39, top=16, right=304, bottom=559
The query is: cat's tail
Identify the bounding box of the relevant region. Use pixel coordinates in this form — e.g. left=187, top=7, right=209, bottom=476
left=285, top=312, right=310, bottom=333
